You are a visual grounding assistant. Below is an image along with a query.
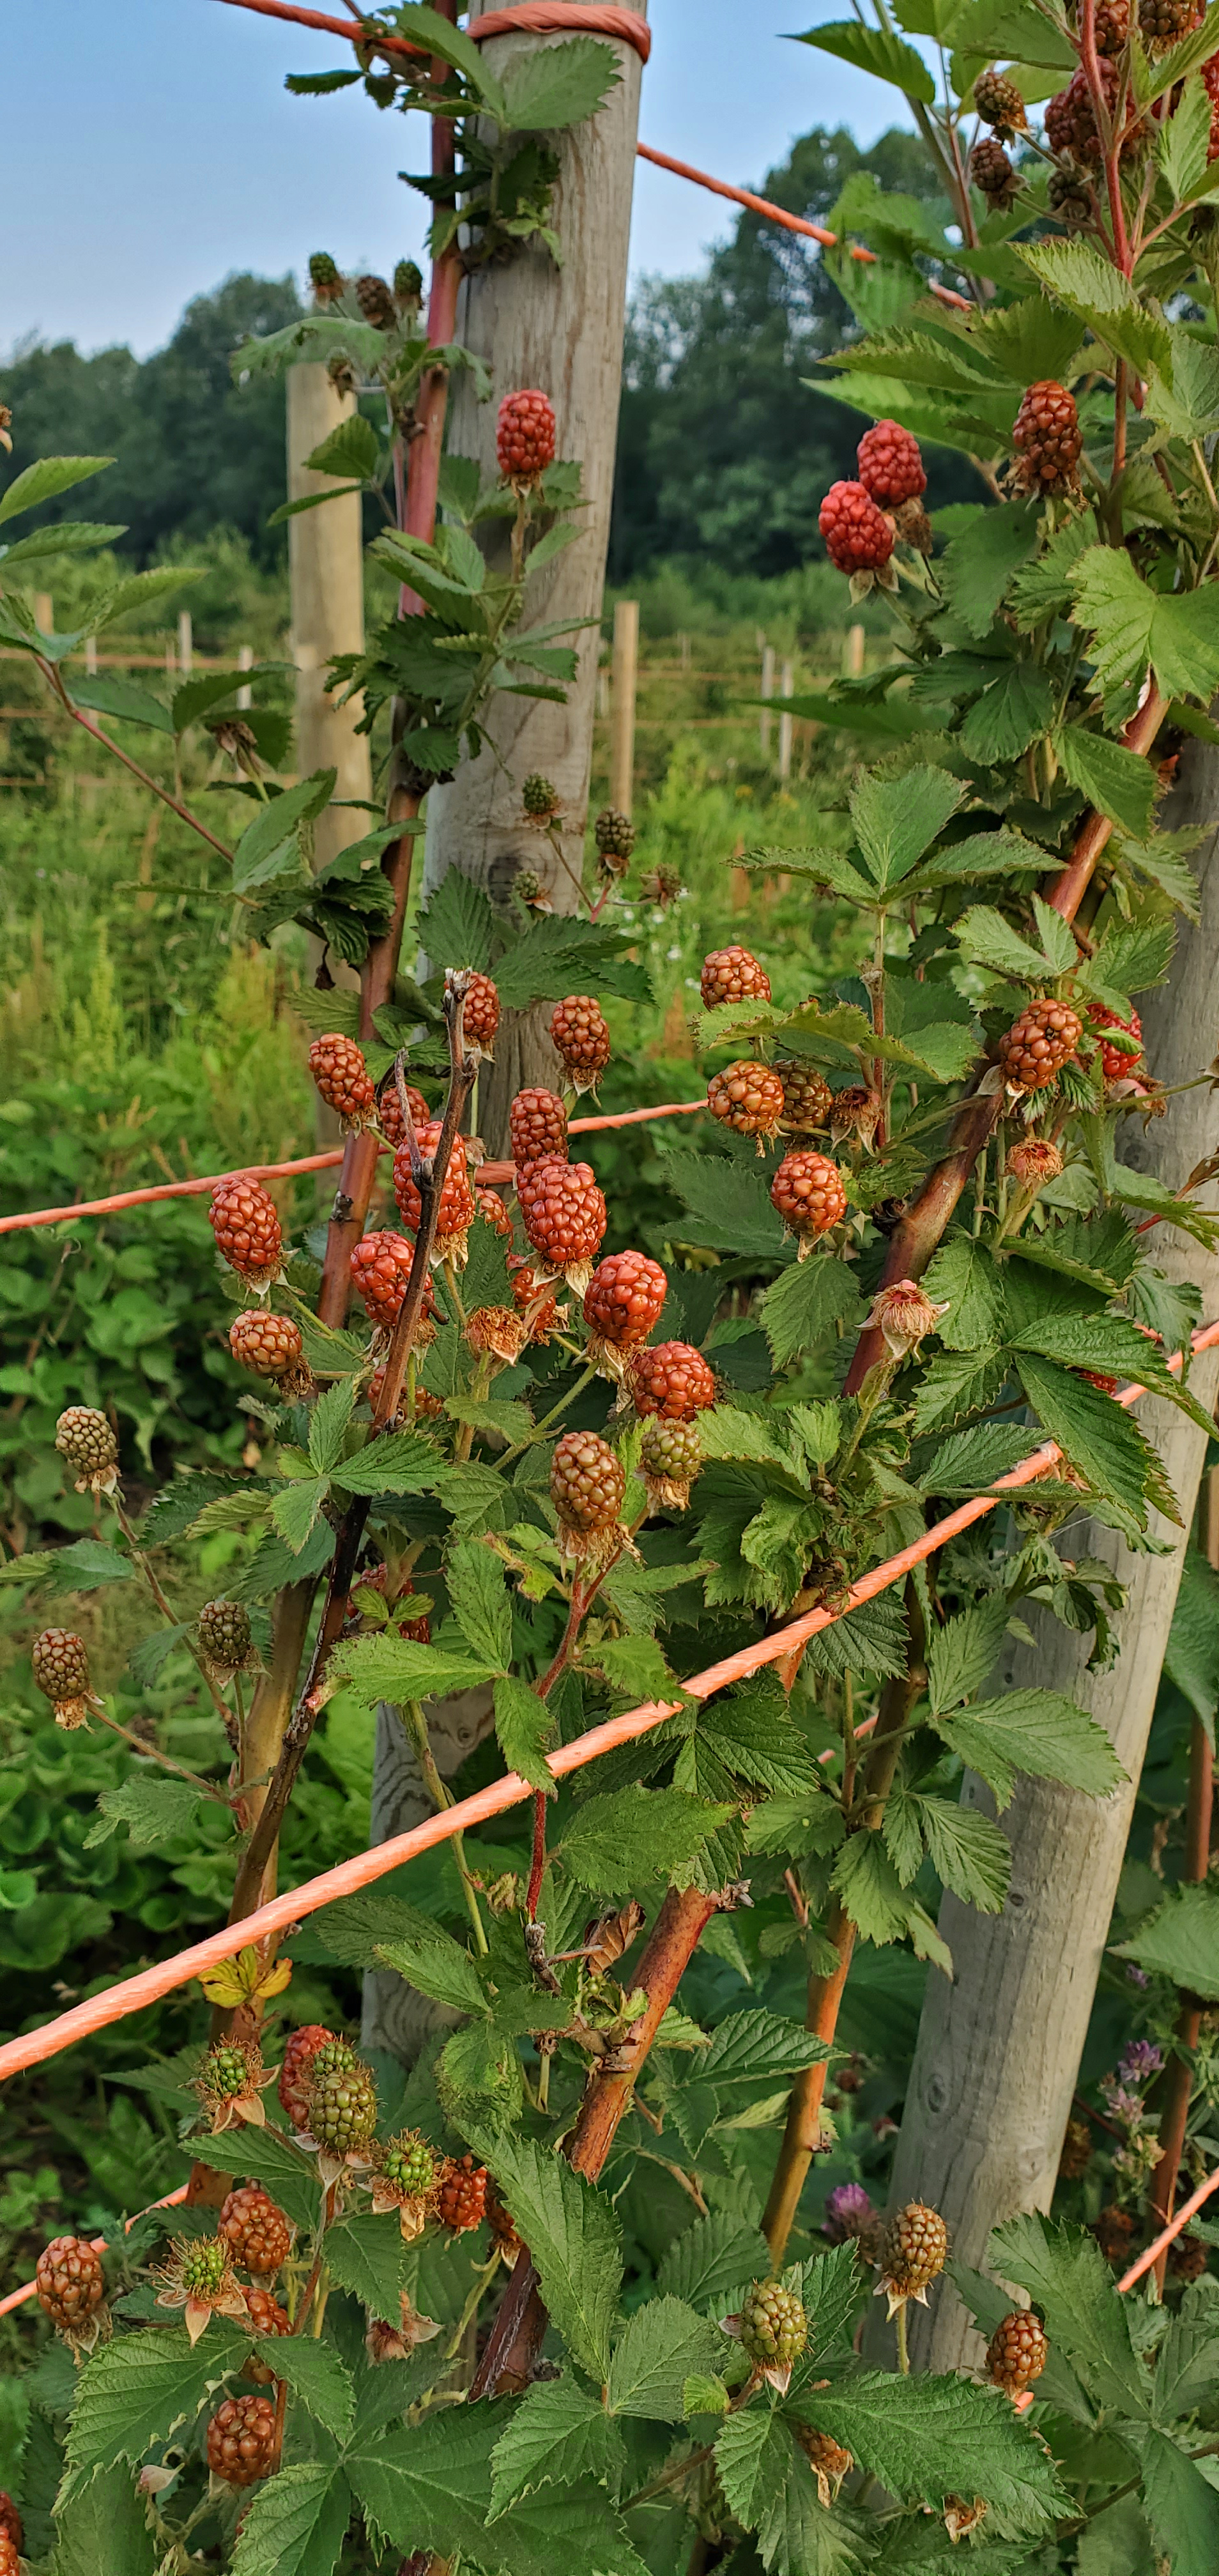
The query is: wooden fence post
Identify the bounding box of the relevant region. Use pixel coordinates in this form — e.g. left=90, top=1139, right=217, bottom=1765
left=418, top=0, right=649, bottom=1147
left=177, top=610, right=193, bottom=677
left=286, top=362, right=372, bottom=872
left=760, top=640, right=775, bottom=756
left=778, top=658, right=793, bottom=783
left=845, top=622, right=865, bottom=677
left=236, top=643, right=253, bottom=710
left=610, top=597, right=638, bottom=818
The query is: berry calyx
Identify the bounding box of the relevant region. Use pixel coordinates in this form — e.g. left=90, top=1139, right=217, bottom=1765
left=350, top=1230, right=429, bottom=1332
left=206, top=2391, right=277, bottom=2488
left=278, top=2025, right=339, bottom=2130
left=1012, top=381, right=1082, bottom=494
left=463, top=970, right=500, bottom=1057
left=778, top=1062, right=833, bottom=1133
left=437, top=2152, right=488, bottom=2233
left=309, top=1032, right=378, bottom=1130
left=229, top=1308, right=305, bottom=1386
left=973, top=65, right=1029, bottom=132
left=55, top=1405, right=119, bottom=1494
left=197, top=1599, right=254, bottom=1679
left=878, top=2200, right=949, bottom=2312
left=594, top=808, right=635, bottom=873
left=550, top=994, right=611, bottom=1090
left=551, top=1429, right=626, bottom=1552
left=466, top=1303, right=529, bottom=1363
left=218, top=2186, right=293, bottom=2276
left=31, top=1627, right=94, bottom=1729
left=819, top=480, right=894, bottom=582
left=770, top=1150, right=847, bottom=1250
left=856, top=419, right=926, bottom=508
left=394, top=1123, right=477, bottom=1261
left=209, top=1175, right=283, bottom=1289
left=36, top=2235, right=106, bottom=2340
left=194, top=2037, right=273, bottom=2132
left=583, top=1250, right=668, bottom=1352
left=1087, top=1004, right=1144, bottom=1080
left=998, top=997, right=1082, bottom=1089
left=497, top=389, right=556, bottom=487
left=707, top=1059, right=785, bottom=1146
left=640, top=1415, right=702, bottom=1508
left=518, top=1156, right=607, bottom=1285
left=631, top=1340, right=717, bottom=1422
left=510, top=1085, right=569, bottom=1167
left=700, top=946, right=772, bottom=1009
left=829, top=1084, right=882, bottom=1149
left=864, top=1279, right=950, bottom=1359
left=986, top=2308, right=1048, bottom=2395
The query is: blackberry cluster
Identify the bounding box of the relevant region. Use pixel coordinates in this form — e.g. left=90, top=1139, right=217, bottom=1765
left=497, top=389, right=556, bottom=485
left=998, top=997, right=1082, bottom=1089
left=1012, top=381, right=1082, bottom=494
left=309, top=1032, right=376, bottom=1128
left=510, top=1085, right=568, bottom=1167
left=583, top=1250, right=668, bottom=1351
left=631, top=1341, right=717, bottom=1422
left=551, top=994, right=611, bottom=1084
left=551, top=1430, right=626, bottom=1536
left=707, top=1059, right=785, bottom=1141
left=700, top=946, right=772, bottom=1009
left=819, top=480, right=894, bottom=576
left=856, top=418, right=926, bottom=507
left=518, top=1156, right=607, bottom=1273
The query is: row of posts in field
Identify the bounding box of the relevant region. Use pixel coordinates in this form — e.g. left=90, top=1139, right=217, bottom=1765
left=27, top=597, right=254, bottom=705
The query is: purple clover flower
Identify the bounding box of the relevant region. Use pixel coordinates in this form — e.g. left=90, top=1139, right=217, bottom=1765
left=1118, top=2039, right=1164, bottom=2085
left=822, top=2182, right=873, bottom=2242
left=1126, top=1965, right=1150, bottom=1989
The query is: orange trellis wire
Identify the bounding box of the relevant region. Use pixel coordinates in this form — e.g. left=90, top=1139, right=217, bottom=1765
left=3, top=1319, right=1216, bottom=2095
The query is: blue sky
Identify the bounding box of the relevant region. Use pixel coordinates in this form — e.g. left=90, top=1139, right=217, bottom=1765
left=5, top=1, right=918, bottom=357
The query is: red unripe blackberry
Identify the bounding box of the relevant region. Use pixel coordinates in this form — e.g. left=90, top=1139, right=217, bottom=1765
left=0, top=2538, right=19, bottom=2576
left=36, top=2235, right=105, bottom=2332
left=594, top=808, right=635, bottom=871
left=986, top=2309, right=1048, bottom=2395
left=209, top=1176, right=282, bottom=1287
left=369, top=1363, right=443, bottom=1424
left=378, top=1079, right=431, bottom=1147
left=551, top=1429, right=625, bottom=1535
left=739, top=2280, right=808, bottom=2370
left=31, top=1627, right=93, bottom=1726
left=463, top=970, right=500, bottom=1055
left=510, top=1256, right=562, bottom=1341
left=583, top=1250, right=668, bottom=1351
left=351, top=1230, right=426, bottom=1331
left=510, top=1085, right=568, bottom=1168
left=206, top=2391, right=277, bottom=2487
left=1078, top=1370, right=1119, bottom=1395
left=309, top=1032, right=376, bottom=1129
left=1012, top=381, right=1082, bottom=494
left=631, top=1340, right=717, bottom=1422
left=229, top=1308, right=303, bottom=1381
left=795, top=2426, right=854, bottom=2496
left=218, top=2186, right=293, bottom=2276
left=1087, top=1004, right=1143, bottom=1079
left=778, top=1062, right=833, bottom=1131
left=197, top=1599, right=253, bottom=1676
left=700, top=946, right=772, bottom=1009
left=973, top=66, right=1029, bottom=132
left=278, top=2025, right=338, bottom=2130
left=518, top=1156, right=607, bottom=1275
left=881, top=2201, right=949, bottom=2299
left=770, top=1150, right=847, bottom=1240
left=55, top=1404, right=118, bottom=1491
left=998, top=997, right=1082, bottom=1089
left=307, top=2051, right=378, bottom=2154
left=971, top=137, right=1017, bottom=201
left=1139, top=0, right=1200, bottom=49
left=394, top=1123, right=477, bottom=1250
left=0, top=2501, right=20, bottom=2554
left=640, top=1415, right=702, bottom=1504
left=437, top=2152, right=488, bottom=2232
left=707, top=1059, right=785, bottom=1141
left=356, top=272, right=395, bottom=329
left=551, top=994, right=611, bottom=1085
left=243, top=2284, right=291, bottom=2376
left=856, top=420, right=926, bottom=508
left=497, top=388, right=556, bottom=486
left=476, top=1186, right=514, bottom=1240
left=819, top=480, right=894, bottom=576
left=487, top=2179, right=522, bottom=2254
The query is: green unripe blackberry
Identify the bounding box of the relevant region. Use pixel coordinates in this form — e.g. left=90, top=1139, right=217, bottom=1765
left=973, top=66, right=1028, bottom=134
left=381, top=2133, right=436, bottom=2196
left=180, top=2237, right=232, bottom=2299
left=394, top=259, right=424, bottom=307
left=197, top=1599, right=252, bottom=1676
left=208, top=2043, right=252, bottom=2101
left=523, top=772, right=561, bottom=822
left=307, top=2053, right=378, bottom=2153
left=739, top=2279, right=808, bottom=2370
left=55, top=1405, right=119, bottom=1491
left=640, top=1416, right=703, bottom=1503
left=881, top=2200, right=949, bottom=2298
left=514, top=866, right=546, bottom=906
left=309, top=251, right=344, bottom=303
left=308, top=2035, right=360, bottom=2082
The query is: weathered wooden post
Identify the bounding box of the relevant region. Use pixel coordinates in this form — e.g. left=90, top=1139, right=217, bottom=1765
left=286, top=362, right=372, bottom=868
left=610, top=597, right=638, bottom=818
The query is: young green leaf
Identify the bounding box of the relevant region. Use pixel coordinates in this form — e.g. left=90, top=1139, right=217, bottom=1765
left=1114, top=1882, right=1219, bottom=1999
left=0, top=454, right=114, bottom=525
left=327, top=1630, right=494, bottom=1708
left=848, top=765, right=965, bottom=893
left=250, top=2335, right=354, bottom=2442
left=933, top=1687, right=1125, bottom=1806
left=308, top=1376, right=358, bottom=1476
left=1071, top=547, right=1219, bottom=705
left=916, top=1796, right=1011, bottom=1911
left=560, top=1788, right=733, bottom=1894
left=493, top=1674, right=558, bottom=1795
left=656, top=2211, right=773, bottom=2312
left=491, top=2136, right=624, bottom=2381
left=1014, top=1350, right=1175, bottom=1528
left=926, top=1598, right=1010, bottom=1714
left=762, top=1254, right=862, bottom=1364
left=699, top=2009, right=832, bottom=2086
left=606, top=2296, right=725, bottom=2419
left=487, top=2377, right=625, bottom=2519
left=797, top=18, right=937, bottom=102
left=447, top=1539, right=512, bottom=1671
left=53, top=2459, right=158, bottom=2576
left=939, top=499, right=1040, bottom=640
left=229, top=2463, right=353, bottom=2576
left=325, top=2212, right=410, bottom=2320
left=375, top=1911, right=491, bottom=2018
left=917, top=1422, right=1039, bottom=1497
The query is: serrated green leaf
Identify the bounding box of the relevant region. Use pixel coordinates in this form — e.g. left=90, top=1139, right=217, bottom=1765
left=65, top=2324, right=247, bottom=2476
left=417, top=866, right=496, bottom=972
left=53, top=2457, right=157, bottom=2576
left=939, top=500, right=1041, bottom=640
left=715, top=2406, right=794, bottom=2528
left=661, top=1146, right=786, bottom=1259
left=1071, top=547, right=1219, bottom=705
left=1019, top=239, right=1172, bottom=379
left=1008, top=511, right=1100, bottom=631
left=493, top=1674, right=557, bottom=1795
left=498, top=31, right=620, bottom=129
left=345, top=2405, right=499, bottom=2564
left=917, top=1422, right=1039, bottom=1496
left=491, top=2136, right=623, bottom=2381
left=446, top=1538, right=512, bottom=1671
left=1163, top=1546, right=1219, bottom=1728
left=45, top=1537, right=135, bottom=1593
left=1056, top=724, right=1159, bottom=838
left=230, top=2463, right=351, bottom=2576
left=84, top=1775, right=213, bottom=1851
left=332, top=1427, right=443, bottom=1498
left=831, top=1832, right=912, bottom=1943
left=325, top=2211, right=410, bottom=2319
left=762, top=1254, right=862, bottom=1365
left=230, top=767, right=336, bottom=893
left=172, top=2121, right=319, bottom=2231
left=494, top=914, right=651, bottom=1009
left=954, top=901, right=1073, bottom=983
left=848, top=764, right=965, bottom=893
left=699, top=2009, right=831, bottom=2086
left=1014, top=1349, right=1175, bottom=1528
left=488, top=2377, right=625, bottom=2518
left=252, top=2335, right=354, bottom=2441
left=0, top=454, right=113, bottom=526
left=1014, top=1310, right=1213, bottom=1437
left=606, top=2296, right=725, bottom=2419
left=923, top=1237, right=1004, bottom=1351
left=912, top=1345, right=1004, bottom=1433
left=794, top=2370, right=1068, bottom=2527
left=1145, top=334, right=1219, bottom=442
left=797, top=18, right=936, bottom=101
left=375, top=1908, right=490, bottom=2017
left=917, top=1795, right=1011, bottom=1910
left=269, top=1475, right=330, bottom=1551
left=1114, top=1881, right=1219, bottom=2000
left=927, top=1598, right=1010, bottom=1714
left=1137, top=2425, right=1219, bottom=2569
left=1154, top=2275, right=1219, bottom=2419
left=327, top=1630, right=494, bottom=1708
left=308, top=1376, right=357, bottom=1475
left=68, top=673, right=174, bottom=733
left=560, top=1788, right=732, bottom=1894
left=934, top=1687, right=1125, bottom=1806
left=656, top=2211, right=772, bottom=2312
left=960, top=662, right=1055, bottom=765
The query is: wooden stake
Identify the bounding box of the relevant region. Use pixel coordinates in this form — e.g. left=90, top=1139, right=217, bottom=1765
left=610, top=598, right=638, bottom=818
left=286, top=361, right=372, bottom=871
left=177, top=610, right=193, bottom=677
left=778, top=658, right=793, bottom=783
left=760, top=640, right=774, bottom=756
left=237, top=643, right=253, bottom=710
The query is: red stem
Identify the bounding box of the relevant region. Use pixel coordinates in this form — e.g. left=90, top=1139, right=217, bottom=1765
left=1149, top=1717, right=1215, bottom=2287
left=48, top=680, right=235, bottom=860
left=1078, top=0, right=1131, bottom=274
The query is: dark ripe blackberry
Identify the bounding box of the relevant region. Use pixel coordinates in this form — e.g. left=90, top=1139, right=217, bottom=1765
left=1046, top=61, right=1139, bottom=164
left=986, top=2309, right=1048, bottom=2394
left=1138, top=0, right=1200, bottom=49
left=1048, top=163, right=1092, bottom=224
left=1091, top=0, right=1131, bottom=48
left=778, top=1061, right=833, bottom=1131
left=356, top=272, right=396, bottom=330
left=218, top=2186, right=293, bottom=2276
left=1092, top=2204, right=1135, bottom=2264
left=1167, top=2232, right=1209, bottom=2281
